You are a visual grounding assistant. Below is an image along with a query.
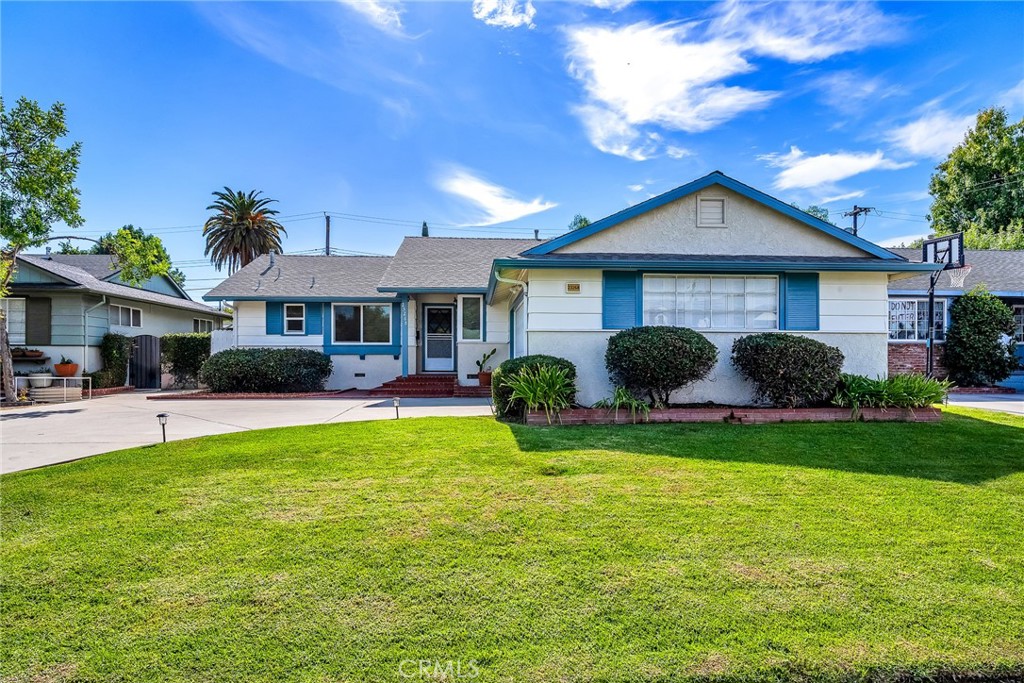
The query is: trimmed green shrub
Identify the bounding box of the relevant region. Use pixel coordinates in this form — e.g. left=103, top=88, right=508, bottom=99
left=200, top=348, right=333, bottom=393
left=503, top=365, right=576, bottom=424
left=732, top=333, right=844, bottom=408
left=492, top=355, right=577, bottom=421
left=97, top=333, right=133, bottom=387
left=943, top=287, right=1018, bottom=387
left=605, top=326, right=718, bottom=408
left=832, top=373, right=952, bottom=417
left=162, top=333, right=211, bottom=388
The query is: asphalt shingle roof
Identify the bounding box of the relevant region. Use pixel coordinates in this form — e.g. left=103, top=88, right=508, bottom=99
left=17, top=255, right=230, bottom=317
left=42, top=254, right=120, bottom=279
left=203, top=254, right=394, bottom=300
left=378, top=237, right=541, bottom=290
left=888, top=248, right=1024, bottom=294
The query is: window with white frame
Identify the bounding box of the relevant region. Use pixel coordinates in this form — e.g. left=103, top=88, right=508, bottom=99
left=332, top=304, right=391, bottom=344
left=284, top=304, right=305, bottom=334
left=460, top=296, right=482, bottom=341
left=193, top=318, right=214, bottom=333
left=888, top=299, right=946, bottom=341
left=643, top=275, right=778, bottom=330
left=1, top=298, right=27, bottom=345
left=109, top=304, right=142, bottom=328
left=1013, top=305, right=1023, bottom=344
left=697, top=197, right=726, bottom=227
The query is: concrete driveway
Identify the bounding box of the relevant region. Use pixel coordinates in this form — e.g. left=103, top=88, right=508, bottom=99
left=946, top=393, right=1024, bottom=416
left=0, top=392, right=493, bottom=474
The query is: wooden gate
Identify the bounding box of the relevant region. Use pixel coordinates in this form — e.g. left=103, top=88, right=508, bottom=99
left=130, top=335, right=162, bottom=389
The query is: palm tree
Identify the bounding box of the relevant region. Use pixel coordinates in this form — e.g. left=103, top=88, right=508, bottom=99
left=203, top=187, right=287, bottom=273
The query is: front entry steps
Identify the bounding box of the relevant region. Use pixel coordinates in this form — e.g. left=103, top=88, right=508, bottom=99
left=368, top=375, right=492, bottom=399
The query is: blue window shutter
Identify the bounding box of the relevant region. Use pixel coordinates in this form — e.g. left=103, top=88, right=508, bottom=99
left=782, top=273, right=819, bottom=331
left=305, top=303, right=323, bottom=336
left=266, top=302, right=283, bottom=335
left=603, top=271, right=638, bottom=329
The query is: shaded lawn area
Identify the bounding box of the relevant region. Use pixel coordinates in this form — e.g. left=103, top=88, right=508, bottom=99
left=2, top=407, right=1023, bottom=682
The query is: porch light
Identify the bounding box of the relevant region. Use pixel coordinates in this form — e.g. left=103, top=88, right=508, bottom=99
left=156, top=413, right=169, bottom=443
left=393, top=397, right=400, bottom=420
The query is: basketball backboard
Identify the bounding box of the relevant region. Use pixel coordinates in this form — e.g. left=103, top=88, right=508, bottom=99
left=922, top=233, right=965, bottom=270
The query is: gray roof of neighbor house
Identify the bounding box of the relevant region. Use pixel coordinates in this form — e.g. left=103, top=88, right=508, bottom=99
left=42, top=254, right=120, bottom=279
left=203, top=254, right=395, bottom=301
left=15, top=254, right=231, bottom=317
left=378, top=237, right=540, bottom=291
left=888, top=248, right=1024, bottom=295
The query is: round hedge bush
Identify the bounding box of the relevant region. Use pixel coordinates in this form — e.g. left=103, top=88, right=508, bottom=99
left=731, top=333, right=844, bottom=408
left=944, top=288, right=1018, bottom=387
left=200, top=348, right=333, bottom=393
left=605, top=326, right=718, bottom=408
left=161, top=333, right=211, bottom=388
left=492, top=354, right=577, bottom=421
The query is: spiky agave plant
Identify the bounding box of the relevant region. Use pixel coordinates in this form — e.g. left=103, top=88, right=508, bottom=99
left=202, top=187, right=287, bottom=273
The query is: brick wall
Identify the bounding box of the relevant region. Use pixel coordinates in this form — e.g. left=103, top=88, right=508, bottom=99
left=888, top=342, right=947, bottom=378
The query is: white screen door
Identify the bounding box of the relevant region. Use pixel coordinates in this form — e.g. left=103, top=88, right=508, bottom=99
left=423, top=306, right=455, bottom=371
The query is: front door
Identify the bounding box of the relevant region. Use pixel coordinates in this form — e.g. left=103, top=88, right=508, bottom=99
left=423, top=306, right=455, bottom=372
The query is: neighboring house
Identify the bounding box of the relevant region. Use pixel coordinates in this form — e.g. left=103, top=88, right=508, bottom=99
left=206, top=171, right=944, bottom=403
left=2, top=253, right=231, bottom=377
left=886, top=248, right=1024, bottom=377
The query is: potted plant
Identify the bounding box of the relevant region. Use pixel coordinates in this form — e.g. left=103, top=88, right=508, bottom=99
left=476, top=348, right=498, bottom=388
left=54, top=355, right=79, bottom=378
left=11, top=347, right=26, bottom=358
left=24, top=348, right=44, bottom=358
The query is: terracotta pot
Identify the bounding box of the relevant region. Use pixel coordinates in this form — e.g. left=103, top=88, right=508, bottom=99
left=478, top=371, right=492, bottom=388
left=11, top=348, right=26, bottom=357
left=24, top=350, right=43, bottom=358
left=54, top=363, right=79, bottom=377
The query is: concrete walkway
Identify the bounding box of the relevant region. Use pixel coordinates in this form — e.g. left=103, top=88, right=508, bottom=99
left=0, top=392, right=493, bottom=474
left=946, top=393, right=1024, bottom=416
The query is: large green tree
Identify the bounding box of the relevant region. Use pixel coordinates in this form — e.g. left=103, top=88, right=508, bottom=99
left=928, top=107, right=1024, bottom=249
left=1, top=97, right=170, bottom=403
left=59, top=225, right=185, bottom=287
left=791, top=203, right=835, bottom=225
left=203, top=188, right=286, bottom=273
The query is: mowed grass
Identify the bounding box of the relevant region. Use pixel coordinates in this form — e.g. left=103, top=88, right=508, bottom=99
left=2, top=407, right=1023, bottom=682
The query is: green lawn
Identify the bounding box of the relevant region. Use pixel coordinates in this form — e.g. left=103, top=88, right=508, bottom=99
left=2, top=407, right=1023, bottom=682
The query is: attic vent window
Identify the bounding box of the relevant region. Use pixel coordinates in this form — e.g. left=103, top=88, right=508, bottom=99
left=698, top=197, right=726, bottom=227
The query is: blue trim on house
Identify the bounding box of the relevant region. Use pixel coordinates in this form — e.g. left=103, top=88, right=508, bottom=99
left=890, top=289, right=1024, bottom=298
left=305, top=303, right=324, bottom=336
left=508, top=290, right=525, bottom=359
left=780, top=273, right=819, bottom=331
left=400, top=296, right=409, bottom=377
left=520, top=171, right=904, bottom=260
left=377, top=287, right=487, bottom=294
left=205, top=295, right=399, bottom=302
left=266, top=302, right=283, bottom=335
left=322, top=301, right=403, bottom=356
left=602, top=271, right=638, bottom=330
left=481, top=296, right=488, bottom=343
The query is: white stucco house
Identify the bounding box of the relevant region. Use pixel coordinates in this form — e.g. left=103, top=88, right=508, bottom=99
left=204, top=172, right=942, bottom=403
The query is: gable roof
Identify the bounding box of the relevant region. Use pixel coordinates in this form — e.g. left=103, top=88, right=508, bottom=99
left=522, top=171, right=903, bottom=261
left=378, top=237, right=540, bottom=292
left=16, top=255, right=230, bottom=317
left=888, top=248, right=1024, bottom=296
left=44, top=254, right=120, bottom=279
left=204, top=254, right=394, bottom=301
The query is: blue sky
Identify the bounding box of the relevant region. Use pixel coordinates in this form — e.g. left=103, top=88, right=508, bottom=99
left=3, top=1, right=1022, bottom=298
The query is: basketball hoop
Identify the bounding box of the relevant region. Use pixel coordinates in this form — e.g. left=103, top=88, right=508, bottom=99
left=948, top=264, right=972, bottom=288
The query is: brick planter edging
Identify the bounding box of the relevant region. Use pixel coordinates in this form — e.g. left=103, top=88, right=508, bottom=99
left=92, top=385, right=135, bottom=397
left=526, top=406, right=942, bottom=426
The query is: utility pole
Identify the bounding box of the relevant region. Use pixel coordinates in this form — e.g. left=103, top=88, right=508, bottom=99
left=842, top=205, right=873, bottom=236
left=325, top=213, right=331, bottom=255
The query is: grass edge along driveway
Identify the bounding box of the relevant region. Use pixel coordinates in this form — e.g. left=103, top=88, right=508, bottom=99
left=2, top=407, right=1023, bottom=682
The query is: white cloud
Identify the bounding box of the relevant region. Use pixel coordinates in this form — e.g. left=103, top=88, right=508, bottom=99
left=886, top=109, right=976, bottom=159
left=565, top=2, right=904, bottom=159
left=472, top=0, right=536, bottom=29
left=814, top=70, right=899, bottom=116
left=627, top=183, right=645, bottom=192
left=577, top=0, right=634, bottom=10
left=712, top=0, right=903, bottom=63
left=337, top=0, right=405, bottom=35
left=999, top=78, right=1024, bottom=109
left=665, top=145, right=693, bottom=159
left=437, top=166, right=556, bottom=224
left=759, top=146, right=913, bottom=190
left=877, top=233, right=929, bottom=248
left=820, top=190, right=866, bottom=204
left=565, top=22, right=776, bottom=160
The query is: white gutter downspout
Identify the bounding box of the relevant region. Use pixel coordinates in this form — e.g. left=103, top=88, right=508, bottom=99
left=494, top=270, right=528, bottom=356
left=82, top=296, right=106, bottom=373
left=493, top=270, right=527, bottom=296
